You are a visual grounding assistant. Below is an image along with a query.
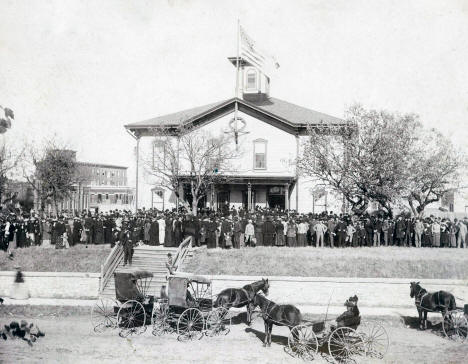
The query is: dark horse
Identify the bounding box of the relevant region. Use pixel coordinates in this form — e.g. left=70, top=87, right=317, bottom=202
left=250, top=293, right=302, bottom=347
left=215, top=278, right=269, bottom=325
left=410, top=281, right=456, bottom=330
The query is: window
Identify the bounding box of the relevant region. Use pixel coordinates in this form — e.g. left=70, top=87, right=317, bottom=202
left=246, top=69, right=257, bottom=90
left=153, top=139, right=167, bottom=168
left=97, top=194, right=102, bottom=203
left=253, top=139, right=267, bottom=169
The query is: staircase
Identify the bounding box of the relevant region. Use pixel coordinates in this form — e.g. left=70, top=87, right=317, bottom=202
left=99, top=237, right=194, bottom=299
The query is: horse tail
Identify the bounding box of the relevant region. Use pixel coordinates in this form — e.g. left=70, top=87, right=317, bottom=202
left=213, top=294, right=222, bottom=308
left=449, top=294, right=456, bottom=311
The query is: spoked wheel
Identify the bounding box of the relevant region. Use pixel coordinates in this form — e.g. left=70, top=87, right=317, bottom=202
left=442, top=311, right=468, bottom=343
left=117, top=300, right=147, bottom=338
left=288, top=324, right=319, bottom=360
left=177, top=308, right=204, bottom=341
left=359, top=323, right=389, bottom=359
left=328, top=327, right=366, bottom=363
left=205, top=307, right=231, bottom=337
left=91, top=297, right=119, bottom=333
left=151, top=300, right=173, bottom=336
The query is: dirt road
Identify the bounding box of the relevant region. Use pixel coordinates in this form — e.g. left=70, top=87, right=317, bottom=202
left=1, top=312, right=467, bottom=364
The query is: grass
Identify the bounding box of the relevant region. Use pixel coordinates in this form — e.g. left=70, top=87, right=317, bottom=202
left=0, top=246, right=111, bottom=273
left=185, top=246, right=468, bottom=279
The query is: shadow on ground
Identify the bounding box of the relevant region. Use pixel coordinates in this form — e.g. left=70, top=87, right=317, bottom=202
left=399, top=315, right=445, bottom=337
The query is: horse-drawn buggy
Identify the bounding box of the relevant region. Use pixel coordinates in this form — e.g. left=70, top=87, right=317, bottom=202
left=410, top=281, right=468, bottom=343
left=288, top=315, right=389, bottom=363
left=91, top=270, right=231, bottom=340
left=247, top=292, right=388, bottom=363
left=91, top=270, right=155, bottom=337
left=151, top=273, right=231, bottom=341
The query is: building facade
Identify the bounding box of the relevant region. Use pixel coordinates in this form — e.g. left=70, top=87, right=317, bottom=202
left=125, top=57, right=349, bottom=213
left=37, top=159, right=135, bottom=214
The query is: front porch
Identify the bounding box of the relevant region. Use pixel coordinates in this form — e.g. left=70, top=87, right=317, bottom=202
left=182, top=175, right=297, bottom=211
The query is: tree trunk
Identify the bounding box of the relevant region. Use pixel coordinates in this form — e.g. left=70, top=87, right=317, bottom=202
left=191, top=199, right=198, bottom=216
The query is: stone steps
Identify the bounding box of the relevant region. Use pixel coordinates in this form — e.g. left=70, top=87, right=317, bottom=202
left=100, top=244, right=193, bottom=299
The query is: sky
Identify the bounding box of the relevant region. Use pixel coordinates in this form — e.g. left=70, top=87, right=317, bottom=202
left=1, top=0, right=467, bottom=184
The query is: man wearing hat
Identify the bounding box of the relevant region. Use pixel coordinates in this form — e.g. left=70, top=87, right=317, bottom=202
left=120, top=221, right=134, bottom=266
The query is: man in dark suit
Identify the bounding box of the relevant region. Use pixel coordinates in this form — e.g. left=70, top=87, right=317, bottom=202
left=262, top=215, right=276, bottom=247
left=334, top=219, right=347, bottom=248
left=365, top=218, right=374, bottom=247
left=395, top=217, right=406, bottom=247
left=120, top=223, right=134, bottom=266
left=373, top=217, right=383, bottom=247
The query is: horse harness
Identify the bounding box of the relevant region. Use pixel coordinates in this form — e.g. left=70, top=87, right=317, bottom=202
left=415, top=289, right=447, bottom=312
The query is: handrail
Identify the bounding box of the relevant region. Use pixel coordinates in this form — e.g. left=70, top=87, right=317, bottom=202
left=99, top=235, right=193, bottom=294
left=99, top=243, right=124, bottom=294
left=173, top=236, right=192, bottom=271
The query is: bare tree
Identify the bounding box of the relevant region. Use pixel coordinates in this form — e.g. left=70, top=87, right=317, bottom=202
left=144, top=125, right=240, bottom=215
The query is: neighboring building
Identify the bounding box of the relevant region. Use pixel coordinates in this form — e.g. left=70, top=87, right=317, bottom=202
left=425, top=188, right=468, bottom=218
left=34, top=151, right=135, bottom=213
left=72, top=162, right=135, bottom=212
left=124, top=57, right=349, bottom=213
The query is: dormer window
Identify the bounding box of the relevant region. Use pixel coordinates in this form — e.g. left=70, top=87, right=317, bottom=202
left=253, top=139, right=267, bottom=170
left=246, top=69, right=257, bottom=90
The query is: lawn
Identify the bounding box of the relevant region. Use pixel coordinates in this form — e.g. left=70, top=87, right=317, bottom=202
left=0, top=246, right=111, bottom=273
left=185, top=246, right=468, bottom=279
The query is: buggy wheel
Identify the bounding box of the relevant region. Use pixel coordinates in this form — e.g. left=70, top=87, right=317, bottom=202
left=117, top=300, right=147, bottom=338
left=177, top=308, right=204, bottom=341
left=359, top=323, right=389, bottom=359
left=151, top=300, right=173, bottom=336
left=328, top=327, right=366, bottom=363
left=442, top=311, right=468, bottom=343
left=91, top=297, right=118, bottom=333
left=288, top=324, right=319, bottom=360
left=205, top=307, right=231, bottom=337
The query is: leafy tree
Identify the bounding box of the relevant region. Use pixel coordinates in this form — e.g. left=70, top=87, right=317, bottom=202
left=405, top=128, right=465, bottom=216
left=299, top=104, right=420, bottom=217
left=23, top=139, right=81, bottom=215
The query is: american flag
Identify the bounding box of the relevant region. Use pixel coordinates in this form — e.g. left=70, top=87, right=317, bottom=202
left=239, top=25, right=280, bottom=77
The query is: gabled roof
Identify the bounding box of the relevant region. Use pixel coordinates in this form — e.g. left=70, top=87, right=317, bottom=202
left=125, top=96, right=346, bottom=136
left=127, top=99, right=232, bottom=128
left=246, top=97, right=344, bottom=126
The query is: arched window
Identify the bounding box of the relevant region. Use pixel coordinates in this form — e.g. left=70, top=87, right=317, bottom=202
left=253, top=139, right=267, bottom=170
left=246, top=69, right=257, bottom=90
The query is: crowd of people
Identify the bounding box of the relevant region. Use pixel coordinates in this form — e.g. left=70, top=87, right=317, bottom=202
left=1, top=205, right=468, bottom=257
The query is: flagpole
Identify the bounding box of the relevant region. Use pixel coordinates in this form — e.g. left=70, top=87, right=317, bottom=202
left=235, top=19, right=240, bottom=99
left=234, top=19, right=240, bottom=151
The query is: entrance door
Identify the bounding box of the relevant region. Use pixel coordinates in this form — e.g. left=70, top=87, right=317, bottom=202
left=268, top=195, right=285, bottom=210
left=267, top=186, right=285, bottom=210
left=217, top=191, right=230, bottom=213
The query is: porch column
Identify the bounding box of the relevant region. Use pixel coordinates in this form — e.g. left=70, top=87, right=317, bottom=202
left=135, top=135, right=140, bottom=212
left=284, top=183, right=290, bottom=211
left=247, top=182, right=252, bottom=212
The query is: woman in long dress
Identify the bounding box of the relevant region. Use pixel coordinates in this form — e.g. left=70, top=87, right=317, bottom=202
left=149, top=218, right=159, bottom=246
left=448, top=222, right=457, bottom=248
left=286, top=220, right=297, bottom=247
left=143, top=219, right=151, bottom=244
left=164, top=216, right=173, bottom=247
left=41, top=219, right=51, bottom=248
